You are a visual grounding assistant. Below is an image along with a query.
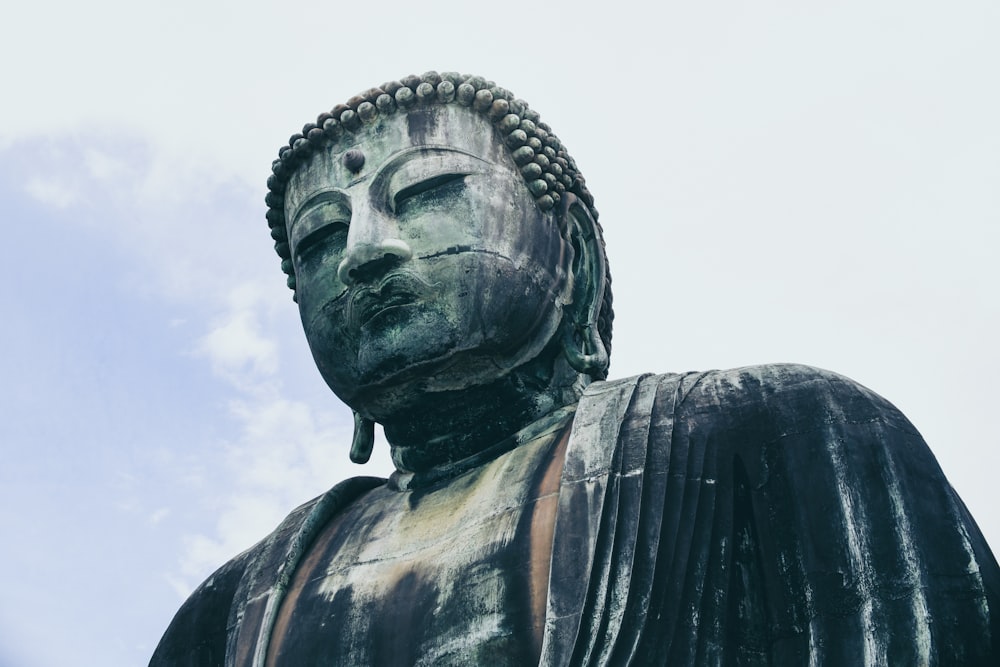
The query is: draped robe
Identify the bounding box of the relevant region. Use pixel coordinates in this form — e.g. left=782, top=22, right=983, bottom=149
left=151, top=364, right=1000, bottom=665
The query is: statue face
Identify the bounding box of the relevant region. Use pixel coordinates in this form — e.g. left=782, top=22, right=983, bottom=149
left=284, top=106, right=569, bottom=417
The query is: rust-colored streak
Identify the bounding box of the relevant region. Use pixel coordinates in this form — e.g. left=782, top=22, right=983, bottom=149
left=232, top=601, right=265, bottom=667
left=528, top=422, right=571, bottom=653
left=265, top=511, right=349, bottom=666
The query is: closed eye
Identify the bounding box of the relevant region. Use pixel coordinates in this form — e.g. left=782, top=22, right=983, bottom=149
left=392, top=172, right=468, bottom=212
left=295, top=220, right=348, bottom=260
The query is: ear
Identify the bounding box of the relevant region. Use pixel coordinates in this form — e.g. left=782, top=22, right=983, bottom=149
left=559, top=193, right=609, bottom=378
left=350, top=411, right=375, bottom=464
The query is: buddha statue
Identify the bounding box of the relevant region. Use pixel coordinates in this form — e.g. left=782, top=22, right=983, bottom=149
left=152, top=72, right=1000, bottom=666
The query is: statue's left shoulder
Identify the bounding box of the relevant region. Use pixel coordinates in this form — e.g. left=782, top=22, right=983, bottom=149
left=580, top=364, right=1000, bottom=664
left=662, top=362, right=919, bottom=437
left=690, top=362, right=888, bottom=401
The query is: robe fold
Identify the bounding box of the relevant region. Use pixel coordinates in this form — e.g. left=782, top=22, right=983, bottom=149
left=151, top=364, right=1000, bottom=666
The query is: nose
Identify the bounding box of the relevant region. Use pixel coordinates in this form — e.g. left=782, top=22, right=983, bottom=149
left=337, top=198, right=413, bottom=285
left=337, top=238, right=413, bottom=285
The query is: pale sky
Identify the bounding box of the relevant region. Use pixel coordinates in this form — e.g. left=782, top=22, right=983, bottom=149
left=1, top=2, right=998, bottom=665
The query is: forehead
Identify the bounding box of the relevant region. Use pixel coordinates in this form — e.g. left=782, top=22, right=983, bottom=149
left=284, top=106, right=510, bottom=215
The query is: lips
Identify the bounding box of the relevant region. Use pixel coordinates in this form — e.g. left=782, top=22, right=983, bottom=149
left=355, top=289, right=416, bottom=326
left=347, top=272, right=430, bottom=330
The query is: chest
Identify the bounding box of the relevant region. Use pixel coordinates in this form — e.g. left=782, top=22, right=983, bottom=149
left=265, top=434, right=565, bottom=666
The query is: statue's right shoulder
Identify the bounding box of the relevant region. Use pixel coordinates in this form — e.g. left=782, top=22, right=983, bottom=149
left=148, top=490, right=327, bottom=667
left=149, top=545, right=258, bottom=666
left=150, top=475, right=386, bottom=666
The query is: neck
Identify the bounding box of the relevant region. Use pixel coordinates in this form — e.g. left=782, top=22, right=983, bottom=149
left=381, top=352, right=588, bottom=475
left=388, top=403, right=577, bottom=490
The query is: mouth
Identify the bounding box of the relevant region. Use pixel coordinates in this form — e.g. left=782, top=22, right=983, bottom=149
left=347, top=273, right=430, bottom=330
left=356, top=290, right=417, bottom=327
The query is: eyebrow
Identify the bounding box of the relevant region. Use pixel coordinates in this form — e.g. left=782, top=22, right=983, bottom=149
left=369, top=145, right=489, bottom=209
left=295, top=189, right=349, bottom=214
left=287, top=190, right=351, bottom=252
left=288, top=188, right=350, bottom=231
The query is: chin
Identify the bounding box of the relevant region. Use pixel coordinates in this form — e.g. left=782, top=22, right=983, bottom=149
left=330, top=329, right=563, bottom=424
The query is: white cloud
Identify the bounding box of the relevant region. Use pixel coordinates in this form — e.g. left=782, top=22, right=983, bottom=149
left=85, top=148, right=129, bottom=183
left=198, top=306, right=279, bottom=382
left=163, top=573, right=196, bottom=602
left=23, top=175, right=81, bottom=209
left=149, top=508, right=171, bottom=525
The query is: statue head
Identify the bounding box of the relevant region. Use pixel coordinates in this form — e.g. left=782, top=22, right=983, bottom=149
left=264, top=72, right=614, bottom=470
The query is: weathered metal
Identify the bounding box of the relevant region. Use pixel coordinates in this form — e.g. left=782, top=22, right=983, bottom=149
left=151, top=74, right=1000, bottom=666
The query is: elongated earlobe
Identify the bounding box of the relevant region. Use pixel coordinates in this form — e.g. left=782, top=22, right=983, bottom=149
left=561, top=320, right=609, bottom=376
left=559, top=193, right=610, bottom=379
left=350, top=411, right=375, bottom=464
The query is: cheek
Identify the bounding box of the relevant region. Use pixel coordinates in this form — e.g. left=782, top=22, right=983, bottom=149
left=294, top=246, right=350, bottom=329
left=471, top=183, right=565, bottom=271
left=297, top=274, right=356, bottom=374
left=294, top=239, right=348, bottom=296
left=456, top=254, right=564, bottom=350
left=299, top=299, right=350, bottom=382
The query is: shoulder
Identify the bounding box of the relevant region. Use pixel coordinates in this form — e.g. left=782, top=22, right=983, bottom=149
left=150, top=476, right=386, bottom=666
left=672, top=362, right=884, bottom=401
left=149, top=547, right=257, bottom=666
left=598, top=363, right=898, bottom=409
left=149, top=489, right=329, bottom=665
left=680, top=363, right=916, bottom=431
left=588, top=363, right=918, bottom=445
left=148, top=495, right=328, bottom=666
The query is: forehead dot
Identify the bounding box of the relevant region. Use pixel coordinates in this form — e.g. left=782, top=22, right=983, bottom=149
left=343, top=149, right=365, bottom=173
